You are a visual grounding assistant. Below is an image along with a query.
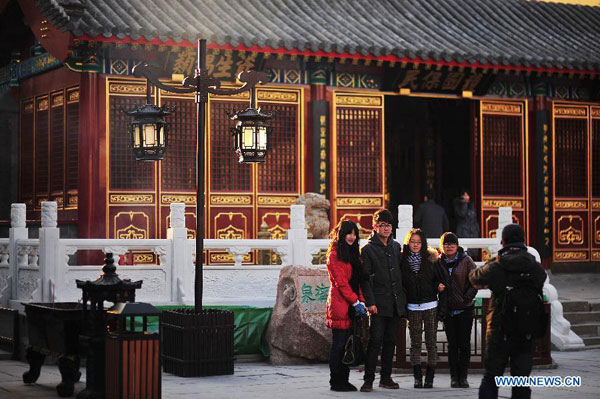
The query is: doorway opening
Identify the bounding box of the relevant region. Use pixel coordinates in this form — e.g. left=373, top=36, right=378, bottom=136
left=385, top=95, right=473, bottom=231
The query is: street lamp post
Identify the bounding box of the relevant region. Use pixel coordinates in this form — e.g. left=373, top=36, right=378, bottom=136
left=126, top=39, right=272, bottom=310
left=123, top=39, right=273, bottom=376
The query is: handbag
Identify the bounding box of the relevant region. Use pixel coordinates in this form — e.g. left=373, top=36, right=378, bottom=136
left=342, top=316, right=367, bottom=366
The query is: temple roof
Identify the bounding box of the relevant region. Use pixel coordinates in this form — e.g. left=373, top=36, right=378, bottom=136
left=37, top=0, right=600, bottom=71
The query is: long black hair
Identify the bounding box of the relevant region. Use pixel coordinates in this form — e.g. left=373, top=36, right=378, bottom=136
left=327, top=220, right=362, bottom=295
left=327, top=220, right=360, bottom=264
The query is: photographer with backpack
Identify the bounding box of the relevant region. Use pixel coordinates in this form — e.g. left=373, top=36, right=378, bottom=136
left=469, top=224, right=547, bottom=399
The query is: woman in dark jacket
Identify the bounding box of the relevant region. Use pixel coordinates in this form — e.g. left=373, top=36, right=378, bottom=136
left=401, top=228, right=445, bottom=389
left=438, top=232, right=478, bottom=388
left=325, top=220, right=366, bottom=392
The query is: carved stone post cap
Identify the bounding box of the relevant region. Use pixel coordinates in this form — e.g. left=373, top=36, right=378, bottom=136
left=41, top=201, right=58, bottom=228
left=169, top=202, right=186, bottom=228
left=397, top=205, right=413, bottom=226
left=10, top=203, right=26, bottom=228
left=290, top=205, right=306, bottom=229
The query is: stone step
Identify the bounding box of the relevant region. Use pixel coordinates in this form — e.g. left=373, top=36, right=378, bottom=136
left=561, top=301, right=589, bottom=312
left=590, top=302, right=600, bottom=312
left=582, top=336, right=600, bottom=346
left=563, top=311, right=600, bottom=324
left=570, top=323, right=600, bottom=336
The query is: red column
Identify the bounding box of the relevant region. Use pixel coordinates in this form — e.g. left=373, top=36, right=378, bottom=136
left=78, top=72, right=106, bottom=239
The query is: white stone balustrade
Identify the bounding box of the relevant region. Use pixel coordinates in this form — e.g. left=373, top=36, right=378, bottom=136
left=0, top=202, right=583, bottom=349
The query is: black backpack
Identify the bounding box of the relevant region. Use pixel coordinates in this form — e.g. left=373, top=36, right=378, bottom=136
left=498, top=271, right=548, bottom=340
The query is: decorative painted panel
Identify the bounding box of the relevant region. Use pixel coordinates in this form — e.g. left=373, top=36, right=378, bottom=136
left=109, top=207, right=155, bottom=239
left=479, top=100, right=528, bottom=240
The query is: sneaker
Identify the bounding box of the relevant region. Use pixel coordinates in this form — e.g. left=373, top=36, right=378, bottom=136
left=379, top=378, right=400, bottom=389
left=360, top=380, right=373, bottom=392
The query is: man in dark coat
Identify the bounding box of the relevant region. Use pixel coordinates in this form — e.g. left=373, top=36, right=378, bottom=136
left=359, top=209, right=407, bottom=392
left=414, top=189, right=449, bottom=239
left=469, top=224, right=547, bottom=399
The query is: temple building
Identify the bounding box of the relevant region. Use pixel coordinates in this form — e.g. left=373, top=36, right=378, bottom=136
left=0, top=0, right=599, bottom=269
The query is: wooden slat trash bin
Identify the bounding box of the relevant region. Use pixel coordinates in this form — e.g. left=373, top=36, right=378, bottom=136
left=105, top=302, right=162, bottom=399
left=161, top=309, right=234, bottom=377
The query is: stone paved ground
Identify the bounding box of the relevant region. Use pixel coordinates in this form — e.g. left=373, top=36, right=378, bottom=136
left=1, top=349, right=598, bottom=399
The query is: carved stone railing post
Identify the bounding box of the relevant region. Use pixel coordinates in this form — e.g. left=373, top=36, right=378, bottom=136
left=497, top=206, right=513, bottom=242
left=167, top=203, right=189, bottom=304
left=8, top=204, right=28, bottom=307
left=396, top=205, right=413, bottom=244
left=39, top=201, right=59, bottom=302
left=288, top=205, right=309, bottom=266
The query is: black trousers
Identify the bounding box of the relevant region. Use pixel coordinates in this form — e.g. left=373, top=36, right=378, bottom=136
left=364, top=314, right=399, bottom=381
left=444, top=307, right=474, bottom=378
left=329, top=328, right=351, bottom=385
left=479, top=334, right=534, bottom=399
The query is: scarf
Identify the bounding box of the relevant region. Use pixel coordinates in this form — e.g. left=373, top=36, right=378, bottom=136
left=408, top=252, right=422, bottom=274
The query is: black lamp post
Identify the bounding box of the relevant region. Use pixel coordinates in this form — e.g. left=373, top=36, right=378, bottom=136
left=124, top=39, right=271, bottom=310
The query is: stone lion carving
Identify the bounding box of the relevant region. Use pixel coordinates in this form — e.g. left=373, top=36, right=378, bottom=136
left=295, top=193, right=330, bottom=238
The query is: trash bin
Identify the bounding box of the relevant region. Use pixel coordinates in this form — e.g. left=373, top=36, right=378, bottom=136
left=105, top=302, right=161, bottom=399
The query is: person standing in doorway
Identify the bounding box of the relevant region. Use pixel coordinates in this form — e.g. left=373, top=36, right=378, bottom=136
left=470, top=224, right=547, bottom=399
left=359, top=209, right=407, bottom=392
left=414, top=189, right=449, bottom=239
left=401, top=228, right=445, bottom=389
left=438, top=232, right=477, bottom=388
left=454, top=189, right=480, bottom=258
left=325, top=220, right=367, bottom=392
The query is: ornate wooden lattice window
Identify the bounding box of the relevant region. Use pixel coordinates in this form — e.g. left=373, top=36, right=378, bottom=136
left=49, top=93, right=65, bottom=196
left=65, top=89, right=79, bottom=194
left=109, top=95, right=153, bottom=190
left=554, top=118, right=588, bottom=198
left=336, top=107, right=382, bottom=194
left=20, top=99, right=34, bottom=206
left=481, top=114, right=523, bottom=196
left=35, top=96, right=49, bottom=205
left=161, top=98, right=196, bottom=191
left=210, top=100, right=252, bottom=192
left=257, top=103, right=298, bottom=193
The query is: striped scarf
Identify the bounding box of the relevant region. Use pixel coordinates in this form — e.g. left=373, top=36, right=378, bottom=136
left=408, top=252, right=422, bottom=274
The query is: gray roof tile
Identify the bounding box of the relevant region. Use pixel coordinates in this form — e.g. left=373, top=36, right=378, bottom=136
left=35, top=0, right=600, bottom=71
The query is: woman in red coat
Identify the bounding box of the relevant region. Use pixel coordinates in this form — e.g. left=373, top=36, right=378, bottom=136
left=325, top=220, right=367, bottom=391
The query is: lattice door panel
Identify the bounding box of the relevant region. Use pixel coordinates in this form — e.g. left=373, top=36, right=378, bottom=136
left=35, top=96, right=49, bottom=209
left=20, top=99, right=34, bottom=208
left=107, top=79, right=158, bottom=239
left=552, top=103, right=591, bottom=262
left=332, top=92, right=385, bottom=229
left=592, top=108, right=600, bottom=261
left=49, top=91, right=65, bottom=206
left=479, top=101, right=528, bottom=240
